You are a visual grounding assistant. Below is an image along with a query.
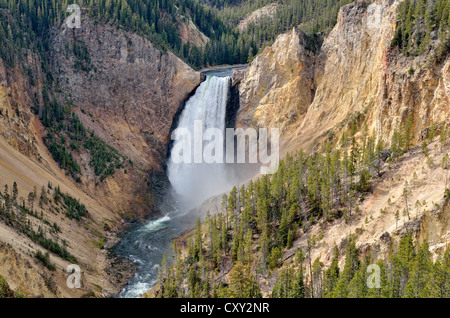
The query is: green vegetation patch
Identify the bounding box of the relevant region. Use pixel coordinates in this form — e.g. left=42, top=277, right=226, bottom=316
left=391, top=0, right=450, bottom=62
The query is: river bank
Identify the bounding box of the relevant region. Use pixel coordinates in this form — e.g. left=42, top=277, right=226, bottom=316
left=104, top=227, right=138, bottom=297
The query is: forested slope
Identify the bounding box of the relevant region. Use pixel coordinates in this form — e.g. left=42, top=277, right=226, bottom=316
left=152, top=107, right=450, bottom=299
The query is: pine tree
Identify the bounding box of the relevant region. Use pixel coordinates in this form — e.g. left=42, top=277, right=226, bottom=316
left=332, top=239, right=359, bottom=298
left=243, top=229, right=253, bottom=265
left=286, top=229, right=293, bottom=249
left=309, top=258, right=323, bottom=298
left=442, top=247, right=450, bottom=297
left=403, top=116, right=414, bottom=152
left=390, top=232, right=415, bottom=297
left=402, top=181, right=412, bottom=220
left=323, top=246, right=340, bottom=297
left=430, top=258, right=447, bottom=297
left=259, top=226, right=270, bottom=267
left=269, top=247, right=283, bottom=270
left=277, top=210, right=289, bottom=247
left=228, top=262, right=261, bottom=298
left=27, top=190, right=36, bottom=212
left=39, top=186, right=48, bottom=206
left=342, top=238, right=360, bottom=283
left=193, top=218, right=203, bottom=262
left=292, top=266, right=306, bottom=298
left=439, top=124, right=448, bottom=151
left=367, top=261, right=390, bottom=298
left=375, top=139, right=384, bottom=177
left=404, top=241, right=433, bottom=298
left=12, top=182, right=18, bottom=203
left=347, top=262, right=368, bottom=298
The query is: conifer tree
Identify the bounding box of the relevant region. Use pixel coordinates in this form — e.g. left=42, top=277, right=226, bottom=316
left=323, top=246, right=340, bottom=297
left=402, top=181, right=412, bottom=220
left=347, top=261, right=368, bottom=298
left=403, top=116, right=414, bottom=152
left=277, top=210, right=289, bottom=247
left=193, top=218, right=203, bottom=262
left=12, top=182, right=18, bottom=203
left=311, top=258, right=324, bottom=298
left=243, top=229, right=253, bottom=265
left=228, top=261, right=261, bottom=298
left=404, top=241, right=433, bottom=298
left=390, top=232, right=415, bottom=297
left=293, top=266, right=306, bottom=298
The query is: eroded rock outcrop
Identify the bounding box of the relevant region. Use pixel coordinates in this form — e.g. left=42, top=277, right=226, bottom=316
left=378, top=49, right=450, bottom=142
left=177, top=15, right=210, bottom=48
left=0, top=54, right=43, bottom=159
left=237, top=2, right=279, bottom=31
left=237, top=27, right=318, bottom=134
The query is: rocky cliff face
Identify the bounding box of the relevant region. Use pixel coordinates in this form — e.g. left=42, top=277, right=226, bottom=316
left=237, top=27, right=318, bottom=135
left=237, top=0, right=449, bottom=154
left=51, top=19, right=201, bottom=172
left=0, top=54, right=42, bottom=159
left=177, top=15, right=210, bottom=48
left=50, top=19, right=202, bottom=215
left=237, top=2, right=279, bottom=31
left=378, top=45, right=450, bottom=142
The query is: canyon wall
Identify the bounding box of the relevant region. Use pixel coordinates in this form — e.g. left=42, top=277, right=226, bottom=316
left=0, top=54, right=42, bottom=159
left=237, top=0, right=450, bottom=155
left=232, top=0, right=450, bottom=282
left=0, top=17, right=201, bottom=296
left=50, top=19, right=202, bottom=215
left=237, top=27, right=318, bottom=135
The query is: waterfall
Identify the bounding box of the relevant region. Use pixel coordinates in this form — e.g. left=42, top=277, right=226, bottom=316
left=167, top=75, right=232, bottom=208
left=116, top=68, right=259, bottom=298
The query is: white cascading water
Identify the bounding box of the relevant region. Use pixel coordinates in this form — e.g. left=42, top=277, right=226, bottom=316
left=167, top=75, right=232, bottom=208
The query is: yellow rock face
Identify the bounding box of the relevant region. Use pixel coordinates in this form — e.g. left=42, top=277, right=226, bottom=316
left=238, top=0, right=449, bottom=156
left=238, top=27, right=317, bottom=135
